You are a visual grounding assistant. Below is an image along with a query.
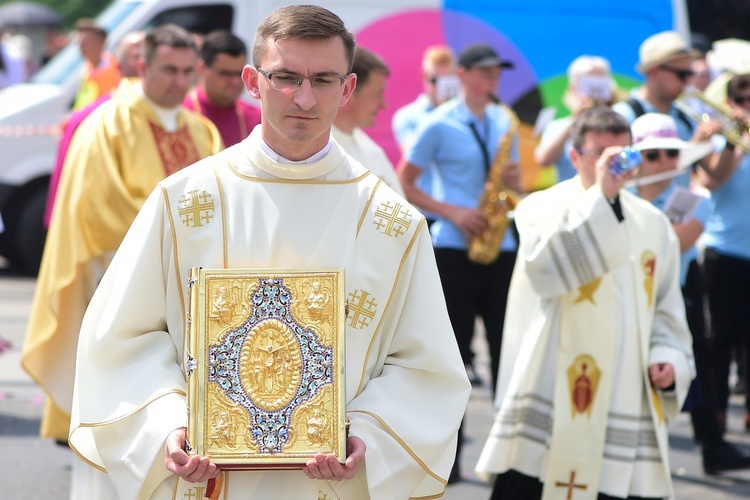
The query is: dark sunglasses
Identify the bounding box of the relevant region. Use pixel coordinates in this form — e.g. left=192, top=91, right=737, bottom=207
left=659, top=66, right=694, bottom=81
left=733, top=95, right=750, bottom=105
left=643, top=149, right=680, bottom=162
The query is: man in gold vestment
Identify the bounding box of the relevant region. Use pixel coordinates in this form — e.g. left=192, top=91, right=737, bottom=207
left=22, top=23, right=222, bottom=447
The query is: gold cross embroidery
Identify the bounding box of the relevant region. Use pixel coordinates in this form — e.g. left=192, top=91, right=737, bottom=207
left=554, top=470, right=587, bottom=499
left=179, top=189, right=215, bottom=228
left=183, top=487, right=205, bottom=499
left=373, top=201, right=411, bottom=237
left=346, top=290, right=378, bottom=329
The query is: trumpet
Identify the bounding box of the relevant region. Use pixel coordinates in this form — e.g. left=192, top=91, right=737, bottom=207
left=676, top=90, right=750, bottom=154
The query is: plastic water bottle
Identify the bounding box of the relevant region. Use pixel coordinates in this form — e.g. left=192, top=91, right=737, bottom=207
left=609, top=146, right=642, bottom=175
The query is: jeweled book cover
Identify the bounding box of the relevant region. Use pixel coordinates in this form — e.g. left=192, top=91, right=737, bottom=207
left=185, top=267, right=346, bottom=469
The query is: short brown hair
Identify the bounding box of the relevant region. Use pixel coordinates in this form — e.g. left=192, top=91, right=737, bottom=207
left=570, top=106, right=631, bottom=150
left=143, top=24, right=198, bottom=65
left=422, top=45, right=454, bottom=72
left=252, top=5, right=356, bottom=72
left=351, top=46, right=389, bottom=89
left=727, top=73, right=750, bottom=100
left=75, top=19, right=106, bottom=39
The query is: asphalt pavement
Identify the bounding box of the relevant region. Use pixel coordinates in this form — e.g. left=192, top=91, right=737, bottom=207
left=1, top=273, right=749, bottom=499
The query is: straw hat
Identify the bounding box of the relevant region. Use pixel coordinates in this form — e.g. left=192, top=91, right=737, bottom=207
left=631, top=113, right=713, bottom=168
left=637, top=31, right=699, bottom=74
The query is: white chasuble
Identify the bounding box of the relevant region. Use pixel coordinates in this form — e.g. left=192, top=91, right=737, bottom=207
left=476, top=178, right=694, bottom=499
left=70, top=128, right=471, bottom=500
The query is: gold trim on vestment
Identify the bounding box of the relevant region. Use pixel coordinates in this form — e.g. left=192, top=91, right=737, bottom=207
left=354, top=218, right=425, bottom=397
left=75, top=389, right=187, bottom=429
left=227, top=158, right=371, bottom=185
left=68, top=440, right=107, bottom=473
left=212, top=165, right=228, bottom=269
left=70, top=389, right=188, bottom=474
left=161, top=185, right=188, bottom=372
left=349, top=408, right=447, bottom=488
left=357, top=178, right=382, bottom=236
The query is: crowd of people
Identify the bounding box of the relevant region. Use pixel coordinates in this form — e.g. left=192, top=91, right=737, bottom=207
left=10, top=4, right=750, bottom=499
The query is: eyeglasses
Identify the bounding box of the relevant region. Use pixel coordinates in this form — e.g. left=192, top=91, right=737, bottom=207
left=659, top=66, right=694, bottom=81
left=256, top=67, right=349, bottom=93
left=733, top=95, right=750, bottom=105
left=643, top=149, right=680, bottom=162
left=210, top=68, right=243, bottom=79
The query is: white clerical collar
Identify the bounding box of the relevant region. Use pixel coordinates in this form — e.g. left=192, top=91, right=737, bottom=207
left=244, top=128, right=341, bottom=180
left=134, top=81, right=181, bottom=132
left=259, top=138, right=332, bottom=164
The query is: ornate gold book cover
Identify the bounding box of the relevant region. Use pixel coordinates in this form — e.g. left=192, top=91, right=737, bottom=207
left=185, top=267, right=346, bottom=469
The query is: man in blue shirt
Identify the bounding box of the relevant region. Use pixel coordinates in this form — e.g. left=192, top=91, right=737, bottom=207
left=398, top=43, right=520, bottom=483
left=392, top=45, right=458, bottom=227
left=698, top=72, right=750, bottom=439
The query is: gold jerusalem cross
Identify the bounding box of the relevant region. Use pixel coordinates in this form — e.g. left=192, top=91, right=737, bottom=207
left=179, top=190, right=215, bottom=228
left=373, top=201, right=411, bottom=237
left=347, top=290, right=377, bottom=329
left=554, top=470, right=587, bottom=499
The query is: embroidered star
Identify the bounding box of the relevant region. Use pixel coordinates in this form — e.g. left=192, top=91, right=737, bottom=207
left=574, top=277, right=602, bottom=304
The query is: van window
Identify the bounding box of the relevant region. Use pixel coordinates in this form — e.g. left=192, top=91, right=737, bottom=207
left=31, top=0, right=142, bottom=85
left=146, top=4, right=234, bottom=34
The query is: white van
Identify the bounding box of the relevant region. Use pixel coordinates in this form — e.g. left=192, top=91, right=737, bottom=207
left=0, top=0, right=689, bottom=273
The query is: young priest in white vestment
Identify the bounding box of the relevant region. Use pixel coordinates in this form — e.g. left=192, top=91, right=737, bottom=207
left=68, top=5, right=470, bottom=500
left=476, top=106, right=695, bottom=499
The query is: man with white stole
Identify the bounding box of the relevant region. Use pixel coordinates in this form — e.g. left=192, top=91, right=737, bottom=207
left=68, top=5, right=470, bottom=500
left=475, top=107, right=694, bottom=500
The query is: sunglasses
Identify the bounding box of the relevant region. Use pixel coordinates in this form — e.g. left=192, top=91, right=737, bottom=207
left=643, top=149, right=680, bottom=162
left=733, top=95, right=750, bottom=105
left=659, top=66, right=694, bottom=81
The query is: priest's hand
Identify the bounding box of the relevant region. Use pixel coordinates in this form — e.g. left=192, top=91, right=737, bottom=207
left=303, top=436, right=366, bottom=481
left=165, top=427, right=220, bottom=483
left=594, top=145, right=638, bottom=200
left=649, top=363, right=675, bottom=389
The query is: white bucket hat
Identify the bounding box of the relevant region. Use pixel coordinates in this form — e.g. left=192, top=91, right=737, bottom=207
left=631, top=112, right=713, bottom=169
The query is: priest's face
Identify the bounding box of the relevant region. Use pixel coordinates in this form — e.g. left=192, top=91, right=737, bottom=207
left=243, top=36, right=356, bottom=161
left=346, top=71, right=388, bottom=129
left=201, top=52, right=247, bottom=108
left=140, top=45, right=199, bottom=108
left=570, top=131, right=631, bottom=189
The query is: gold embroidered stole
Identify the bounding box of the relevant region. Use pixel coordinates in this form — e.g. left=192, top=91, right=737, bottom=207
left=148, top=121, right=201, bottom=176
left=542, top=273, right=615, bottom=500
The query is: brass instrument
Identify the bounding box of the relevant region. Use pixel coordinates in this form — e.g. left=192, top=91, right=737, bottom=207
left=676, top=90, right=750, bottom=154
left=467, top=104, right=522, bottom=265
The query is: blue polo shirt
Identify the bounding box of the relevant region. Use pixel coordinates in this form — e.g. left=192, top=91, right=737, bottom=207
left=392, top=94, right=441, bottom=216
left=407, top=97, right=519, bottom=251
left=702, top=153, right=750, bottom=260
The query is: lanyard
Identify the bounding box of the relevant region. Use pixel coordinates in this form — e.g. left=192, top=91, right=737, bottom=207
left=467, top=120, right=491, bottom=173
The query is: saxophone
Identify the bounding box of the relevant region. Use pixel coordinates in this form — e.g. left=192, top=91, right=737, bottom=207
left=467, top=104, right=522, bottom=265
